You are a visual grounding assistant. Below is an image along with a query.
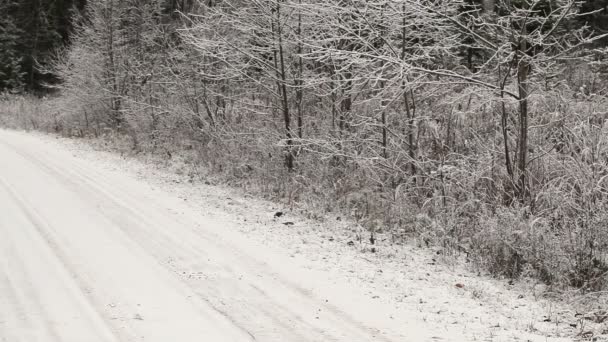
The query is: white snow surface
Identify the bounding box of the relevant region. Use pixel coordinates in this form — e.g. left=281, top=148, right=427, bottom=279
left=0, top=129, right=602, bottom=341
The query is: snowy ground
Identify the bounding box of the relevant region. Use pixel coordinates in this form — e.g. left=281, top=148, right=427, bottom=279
left=1, top=129, right=606, bottom=341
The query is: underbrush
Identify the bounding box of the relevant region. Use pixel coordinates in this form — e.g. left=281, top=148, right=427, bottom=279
left=2, top=92, right=608, bottom=295
left=0, top=93, right=47, bottom=130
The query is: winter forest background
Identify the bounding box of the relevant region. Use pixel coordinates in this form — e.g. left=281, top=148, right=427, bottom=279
left=2, top=0, right=608, bottom=292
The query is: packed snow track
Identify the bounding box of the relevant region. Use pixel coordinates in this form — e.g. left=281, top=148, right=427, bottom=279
left=0, top=130, right=428, bottom=342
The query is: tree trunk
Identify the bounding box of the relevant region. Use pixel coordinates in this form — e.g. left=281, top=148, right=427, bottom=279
left=104, top=0, right=122, bottom=128
left=296, top=0, right=304, bottom=139
left=340, top=71, right=352, bottom=133
left=275, top=1, right=294, bottom=171
left=516, top=28, right=529, bottom=202
left=402, top=4, right=416, bottom=175
left=498, top=64, right=514, bottom=200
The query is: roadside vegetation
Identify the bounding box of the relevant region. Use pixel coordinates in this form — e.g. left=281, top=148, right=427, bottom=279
left=2, top=0, right=608, bottom=294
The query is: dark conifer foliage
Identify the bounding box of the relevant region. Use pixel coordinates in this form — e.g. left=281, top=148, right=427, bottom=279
left=0, top=0, right=87, bottom=92
left=578, top=0, right=608, bottom=45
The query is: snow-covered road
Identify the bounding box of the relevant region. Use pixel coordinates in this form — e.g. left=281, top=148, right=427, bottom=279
left=0, top=130, right=430, bottom=341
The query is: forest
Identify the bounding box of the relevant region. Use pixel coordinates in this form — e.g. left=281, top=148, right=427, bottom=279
left=2, top=0, right=608, bottom=292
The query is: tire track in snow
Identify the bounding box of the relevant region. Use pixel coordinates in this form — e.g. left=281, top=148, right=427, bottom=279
left=0, top=134, right=255, bottom=342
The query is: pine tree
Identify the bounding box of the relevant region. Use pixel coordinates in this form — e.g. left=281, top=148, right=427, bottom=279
left=0, top=0, right=87, bottom=92
left=578, top=0, right=608, bottom=46
left=0, top=11, right=25, bottom=91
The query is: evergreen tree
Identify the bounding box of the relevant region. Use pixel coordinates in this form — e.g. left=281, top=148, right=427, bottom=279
left=0, top=0, right=87, bottom=92
left=0, top=3, right=25, bottom=91
left=578, top=0, right=608, bottom=45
